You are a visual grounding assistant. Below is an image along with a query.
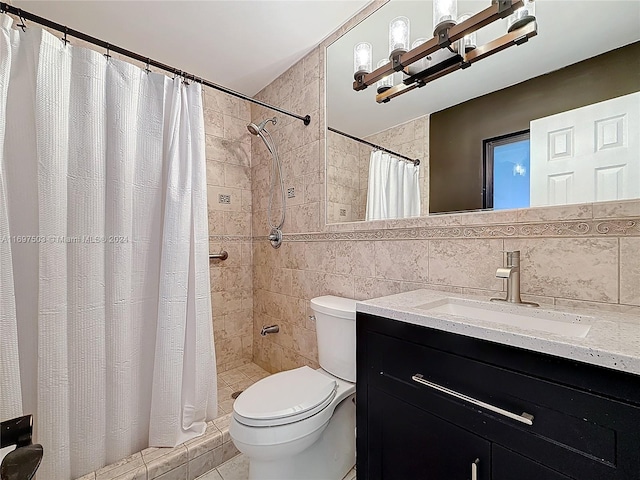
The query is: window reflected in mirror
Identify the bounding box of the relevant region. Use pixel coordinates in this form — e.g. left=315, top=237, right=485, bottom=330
left=483, top=131, right=531, bottom=211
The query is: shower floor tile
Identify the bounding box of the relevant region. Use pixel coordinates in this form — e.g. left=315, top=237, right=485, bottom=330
left=216, top=363, right=270, bottom=415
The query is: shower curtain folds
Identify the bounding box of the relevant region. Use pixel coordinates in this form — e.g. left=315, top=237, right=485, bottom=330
left=365, top=150, right=421, bottom=221
left=0, top=14, right=217, bottom=479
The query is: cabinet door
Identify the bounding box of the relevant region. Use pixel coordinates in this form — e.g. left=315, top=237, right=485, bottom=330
left=368, top=387, right=490, bottom=480
left=493, top=445, right=574, bottom=480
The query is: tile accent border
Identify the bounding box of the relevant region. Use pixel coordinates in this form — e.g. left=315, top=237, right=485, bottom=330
left=209, top=235, right=252, bottom=243
left=260, top=218, right=639, bottom=242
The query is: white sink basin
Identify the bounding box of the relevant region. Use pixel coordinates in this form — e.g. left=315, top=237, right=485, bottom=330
left=417, top=298, right=592, bottom=338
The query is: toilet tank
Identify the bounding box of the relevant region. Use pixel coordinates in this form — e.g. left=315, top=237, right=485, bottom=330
left=310, top=296, right=357, bottom=383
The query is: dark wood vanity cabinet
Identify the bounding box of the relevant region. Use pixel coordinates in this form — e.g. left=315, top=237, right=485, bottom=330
left=356, top=312, right=640, bottom=480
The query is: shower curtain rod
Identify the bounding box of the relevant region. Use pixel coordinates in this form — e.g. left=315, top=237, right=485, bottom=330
left=328, top=127, right=420, bottom=166
left=0, top=2, right=311, bottom=126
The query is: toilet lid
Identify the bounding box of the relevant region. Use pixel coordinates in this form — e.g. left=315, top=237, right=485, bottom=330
left=233, top=366, right=337, bottom=426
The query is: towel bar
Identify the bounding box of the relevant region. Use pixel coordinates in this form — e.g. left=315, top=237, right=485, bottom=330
left=209, top=251, right=228, bottom=261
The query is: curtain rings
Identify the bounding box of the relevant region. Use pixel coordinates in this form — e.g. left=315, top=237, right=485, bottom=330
left=170, top=70, right=195, bottom=87
left=173, top=70, right=189, bottom=86
left=61, top=26, right=69, bottom=46
left=144, top=58, right=151, bottom=74
left=16, top=9, right=27, bottom=31
left=104, top=43, right=111, bottom=60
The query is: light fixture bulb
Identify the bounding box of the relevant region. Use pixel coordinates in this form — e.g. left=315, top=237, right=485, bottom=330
left=353, top=42, right=372, bottom=79
left=457, top=14, right=476, bottom=53
left=433, top=0, right=458, bottom=36
left=376, top=59, right=394, bottom=94
left=507, top=0, right=536, bottom=32
left=388, top=16, right=410, bottom=59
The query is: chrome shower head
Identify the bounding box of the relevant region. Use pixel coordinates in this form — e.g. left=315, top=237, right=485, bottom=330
left=247, top=117, right=277, bottom=136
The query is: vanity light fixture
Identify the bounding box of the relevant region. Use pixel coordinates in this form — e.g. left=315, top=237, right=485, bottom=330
left=406, top=38, right=430, bottom=76
left=433, top=0, right=457, bottom=36
left=376, top=59, right=394, bottom=96
left=353, top=42, right=373, bottom=80
left=507, top=0, right=536, bottom=32
left=388, top=16, right=410, bottom=71
left=352, top=0, right=537, bottom=103
left=457, top=13, right=477, bottom=52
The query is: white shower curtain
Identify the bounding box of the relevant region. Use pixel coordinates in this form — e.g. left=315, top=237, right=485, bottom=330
left=365, top=150, right=421, bottom=221
left=0, top=15, right=216, bottom=479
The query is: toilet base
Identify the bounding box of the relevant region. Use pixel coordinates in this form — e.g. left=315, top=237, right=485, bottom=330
left=247, top=393, right=355, bottom=480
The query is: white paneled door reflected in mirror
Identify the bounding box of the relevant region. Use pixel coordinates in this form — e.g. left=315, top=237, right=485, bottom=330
left=325, top=0, right=640, bottom=223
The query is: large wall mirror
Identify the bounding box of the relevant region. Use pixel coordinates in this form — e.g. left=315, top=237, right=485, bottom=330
left=325, top=0, right=640, bottom=224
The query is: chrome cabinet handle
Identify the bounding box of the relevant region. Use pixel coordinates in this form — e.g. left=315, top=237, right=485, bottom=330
left=411, top=374, right=534, bottom=426
left=472, top=458, right=479, bottom=480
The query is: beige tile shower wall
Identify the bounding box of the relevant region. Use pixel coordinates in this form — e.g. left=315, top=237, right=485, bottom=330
left=250, top=47, right=323, bottom=240
left=250, top=47, right=325, bottom=373
left=327, top=131, right=361, bottom=223
left=250, top=37, right=640, bottom=374
left=204, top=87, right=254, bottom=373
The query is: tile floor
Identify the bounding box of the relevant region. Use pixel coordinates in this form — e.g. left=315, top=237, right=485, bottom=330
left=217, top=363, right=271, bottom=415
left=196, top=454, right=356, bottom=480
left=206, top=363, right=357, bottom=480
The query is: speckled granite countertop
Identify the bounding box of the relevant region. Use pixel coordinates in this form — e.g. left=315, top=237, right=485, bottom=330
left=357, top=289, right=640, bottom=376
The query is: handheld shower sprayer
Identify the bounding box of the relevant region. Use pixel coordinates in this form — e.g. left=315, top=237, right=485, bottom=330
left=247, top=117, right=285, bottom=248
left=247, top=117, right=277, bottom=136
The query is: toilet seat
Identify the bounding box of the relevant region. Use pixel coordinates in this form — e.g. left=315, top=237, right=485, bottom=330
left=233, top=366, right=337, bottom=427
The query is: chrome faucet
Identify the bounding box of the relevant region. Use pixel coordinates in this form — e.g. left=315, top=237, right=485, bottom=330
left=490, top=251, right=539, bottom=307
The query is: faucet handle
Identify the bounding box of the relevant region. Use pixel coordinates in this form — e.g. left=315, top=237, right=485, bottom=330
left=496, top=267, right=513, bottom=278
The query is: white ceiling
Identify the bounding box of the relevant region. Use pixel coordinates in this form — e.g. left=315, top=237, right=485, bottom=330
left=327, top=0, right=640, bottom=137
left=13, top=0, right=370, bottom=96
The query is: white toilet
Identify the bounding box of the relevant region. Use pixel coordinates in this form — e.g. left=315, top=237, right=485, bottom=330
left=229, top=295, right=357, bottom=480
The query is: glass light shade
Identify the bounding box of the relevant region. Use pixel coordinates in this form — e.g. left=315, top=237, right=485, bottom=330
left=376, top=59, right=394, bottom=94
left=457, top=14, right=476, bottom=52
left=388, top=16, right=410, bottom=58
left=433, top=0, right=458, bottom=35
left=406, top=38, right=431, bottom=76
left=353, top=42, right=372, bottom=78
left=507, top=0, right=536, bottom=32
